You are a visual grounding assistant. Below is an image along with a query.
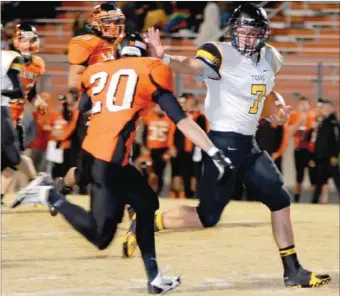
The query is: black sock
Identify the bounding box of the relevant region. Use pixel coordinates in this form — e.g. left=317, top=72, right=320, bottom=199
left=280, top=245, right=301, bottom=277
left=294, top=194, right=300, bottom=202
left=136, top=212, right=159, bottom=282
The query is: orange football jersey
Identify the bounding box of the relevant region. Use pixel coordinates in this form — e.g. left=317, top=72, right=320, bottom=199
left=144, top=110, right=175, bottom=149
left=81, top=57, right=173, bottom=165
left=68, top=34, right=119, bottom=66
left=9, top=55, right=45, bottom=121
left=288, top=110, right=316, bottom=148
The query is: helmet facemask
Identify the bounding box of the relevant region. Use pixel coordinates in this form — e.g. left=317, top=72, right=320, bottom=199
left=91, top=7, right=125, bottom=39
left=229, top=20, right=269, bottom=56
left=13, top=28, right=40, bottom=58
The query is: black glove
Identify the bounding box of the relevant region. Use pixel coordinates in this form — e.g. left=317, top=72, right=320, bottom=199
left=209, top=148, right=234, bottom=181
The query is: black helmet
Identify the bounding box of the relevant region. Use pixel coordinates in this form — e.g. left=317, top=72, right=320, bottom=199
left=13, top=23, right=40, bottom=57
left=228, top=3, right=269, bottom=56
left=119, top=32, right=148, bottom=57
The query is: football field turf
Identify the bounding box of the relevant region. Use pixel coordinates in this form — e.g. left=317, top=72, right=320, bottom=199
left=2, top=196, right=339, bottom=296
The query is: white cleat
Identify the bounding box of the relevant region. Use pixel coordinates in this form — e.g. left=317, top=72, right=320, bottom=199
left=11, top=173, right=53, bottom=208
left=148, top=271, right=181, bottom=294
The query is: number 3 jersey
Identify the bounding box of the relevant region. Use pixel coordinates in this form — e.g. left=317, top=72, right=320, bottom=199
left=196, top=42, right=283, bottom=136
left=81, top=57, right=173, bottom=165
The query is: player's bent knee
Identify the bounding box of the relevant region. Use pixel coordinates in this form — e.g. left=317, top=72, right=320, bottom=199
left=95, top=221, right=118, bottom=250
left=196, top=203, right=224, bottom=228
left=263, top=186, right=291, bottom=212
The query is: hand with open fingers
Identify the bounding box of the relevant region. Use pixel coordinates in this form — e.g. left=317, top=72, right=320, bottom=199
left=266, top=105, right=291, bottom=125
left=144, top=27, right=165, bottom=59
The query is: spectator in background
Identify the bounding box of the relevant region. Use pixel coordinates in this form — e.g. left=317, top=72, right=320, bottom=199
left=195, top=2, right=221, bottom=46
left=256, top=119, right=289, bottom=173
left=143, top=105, right=176, bottom=195
left=171, top=93, right=208, bottom=199
left=312, top=99, right=340, bottom=204
left=288, top=96, right=317, bottom=203
left=26, top=92, right=52, bottom=172
left=51, top=93, right=79, bottom=180
left=163, top=2, right=190, bottom=33
left=143, top=2, right=171, bottom=32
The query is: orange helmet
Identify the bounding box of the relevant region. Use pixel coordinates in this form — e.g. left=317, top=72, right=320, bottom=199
left=13, top=23, right=40, bottom=57
left=90, top=3, right=125, bottom=39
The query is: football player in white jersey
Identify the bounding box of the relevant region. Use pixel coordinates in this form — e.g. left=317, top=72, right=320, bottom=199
left=122, top=3, right=331, bottom=288
left=1, top=49, right=40, bottom=203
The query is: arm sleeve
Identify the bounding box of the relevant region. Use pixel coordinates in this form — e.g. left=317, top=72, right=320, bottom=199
left=152, top=91, right=187, bottom=124
left=78, top=90, right=93, bottom=114
left=27, top=84, right=37, bottom=102
left=195, top=43, right=222, bottom=80
left=1, top=66, right=24, bottom=98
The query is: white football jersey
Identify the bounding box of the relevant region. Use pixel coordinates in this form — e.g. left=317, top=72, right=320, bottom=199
left=200, top=42, right=283, bottom=136
left=1, top=50, right=21, bottom=106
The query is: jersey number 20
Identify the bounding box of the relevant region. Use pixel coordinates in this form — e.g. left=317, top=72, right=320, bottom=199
left=249, top=84, right=266, bottom=114
left=90, top=69, right=137, bottom=113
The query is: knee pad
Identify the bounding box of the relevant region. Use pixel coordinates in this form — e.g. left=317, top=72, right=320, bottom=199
left=196, top=202, right=225, bottom=228
left=263, top=186, right=291, bottom=212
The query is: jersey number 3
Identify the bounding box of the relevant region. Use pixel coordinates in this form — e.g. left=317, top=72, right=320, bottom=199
left=90, top=69, right=137, bottom=113
left=249, top=84, right=266, bottom=114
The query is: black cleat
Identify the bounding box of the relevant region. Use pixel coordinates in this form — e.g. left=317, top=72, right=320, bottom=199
left=284, top=267, right=331, bottom=288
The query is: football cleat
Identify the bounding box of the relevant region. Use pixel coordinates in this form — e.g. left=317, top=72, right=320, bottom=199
left=11, top=173, right=53, bottom=208
left=284, top=267, right=331, bottom=288
left=148, top=271, right=181, bottom=294
left=122, top=214, right=137, bottom=258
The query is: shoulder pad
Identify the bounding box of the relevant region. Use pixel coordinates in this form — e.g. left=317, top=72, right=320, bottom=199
left=8, top=50, right=21, bottom=58
left=264, top=44, right=283, bottom=75
left=68, top=34, right=100, bottom=65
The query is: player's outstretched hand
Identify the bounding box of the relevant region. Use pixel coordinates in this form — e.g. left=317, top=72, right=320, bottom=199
left=266, top=105, right=291, bottom=125
left=144, top=27, right=165, bottom=59
left=210, top=150, right=235, bottom=181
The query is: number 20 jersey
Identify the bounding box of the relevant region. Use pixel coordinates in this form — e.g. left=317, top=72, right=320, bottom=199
left=196, top=42, right=283, bottom=136
left=81, top=57, right=173, bottom=165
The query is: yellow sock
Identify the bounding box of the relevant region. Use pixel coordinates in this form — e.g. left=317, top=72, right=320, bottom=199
left=154, top=212, right=164, bottom=232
